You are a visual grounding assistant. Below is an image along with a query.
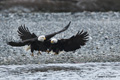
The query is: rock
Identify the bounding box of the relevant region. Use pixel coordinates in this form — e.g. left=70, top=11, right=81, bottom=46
left=1, top=0, right=120, bottom=12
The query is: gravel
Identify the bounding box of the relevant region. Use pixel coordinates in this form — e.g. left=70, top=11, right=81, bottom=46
left=0, top=12, right=120, bottom=65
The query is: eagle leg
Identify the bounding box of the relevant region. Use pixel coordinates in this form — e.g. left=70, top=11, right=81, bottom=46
left=54, top=50, right=59, bottom=55
left=46, top=50, right=50, bottom=54
left=37, top=51, right=41, bottom=55
left=54, top=52, right=59, bottom=55
left=31, top=53, right=34, bottom=56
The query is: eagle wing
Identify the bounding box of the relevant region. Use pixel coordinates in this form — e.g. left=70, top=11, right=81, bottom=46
left=45, top=21, right=71, bottom=40
left=7, top=38, right=37, bottom=47
left=59, top=30, right=89, bottom=51
left=7, top=42, right=27, bottom=46
left=17, top=25, right=37, bottom=41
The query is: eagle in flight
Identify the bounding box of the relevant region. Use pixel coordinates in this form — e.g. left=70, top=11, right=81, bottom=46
left=49, top=30, right=89, bottom=54
left=7, top=22, right=71, bottom=56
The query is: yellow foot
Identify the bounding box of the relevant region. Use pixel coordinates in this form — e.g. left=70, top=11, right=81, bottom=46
left=46, top=50, right=50, bottom=53
left=54, top=52, right=58, bottom=55
left=37, top=51, right=42, bottom=55
left=31, top=53, right=34, bottom=56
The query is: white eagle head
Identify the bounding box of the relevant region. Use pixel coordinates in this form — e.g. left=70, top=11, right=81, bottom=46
left=50, top=38, right=58, bottom=44
left=38, top=35, right=46, bottom=42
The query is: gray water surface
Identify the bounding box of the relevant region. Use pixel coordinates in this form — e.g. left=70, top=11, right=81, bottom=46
left=0, top=63, right=120, bottom=80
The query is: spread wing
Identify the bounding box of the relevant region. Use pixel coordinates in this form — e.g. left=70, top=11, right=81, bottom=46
left=7, top=42, right=27, bottom=46
left=7, top=38, right=37, bottom=47
left=17, top=25, right=37, bottom=41
left=45, top=21, right=71, bottom=40
left=59, top=30, right=89, bottom=51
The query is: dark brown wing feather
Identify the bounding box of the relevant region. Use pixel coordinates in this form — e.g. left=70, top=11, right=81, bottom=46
left=7, top=42, right=27, bottom=47
left=17, top=25, right=37, bottom=41
left=45, top=21, right=71, bottom=40
left=59, top=30, right=89, bottom=51
left=7, top=38, right=37, bottom=47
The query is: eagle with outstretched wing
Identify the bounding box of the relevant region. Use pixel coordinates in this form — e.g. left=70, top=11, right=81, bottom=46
left=49, top=30, right=89, bottom=54
left=7, top=22, right=71, bottom=56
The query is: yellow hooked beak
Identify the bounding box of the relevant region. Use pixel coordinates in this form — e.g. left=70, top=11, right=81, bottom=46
left=44, top=37, right=46, bottom=40
left=51, top=40, right=54, bottom=43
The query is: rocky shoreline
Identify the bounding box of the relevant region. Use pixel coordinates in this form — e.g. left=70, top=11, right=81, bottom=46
left=0, top=12, right=120, bottom=65
left=1, top=0, right=120, bottom=12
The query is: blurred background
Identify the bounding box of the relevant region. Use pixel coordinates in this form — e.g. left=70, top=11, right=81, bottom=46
left=0, top=0, right=120, bottom=79
left=1, top=0, right=120, bottom=13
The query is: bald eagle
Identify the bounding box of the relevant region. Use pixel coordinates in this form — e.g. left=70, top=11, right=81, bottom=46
left=7, top=22, right=71, bottom=56
left=49, top=30, right=89, bottom=54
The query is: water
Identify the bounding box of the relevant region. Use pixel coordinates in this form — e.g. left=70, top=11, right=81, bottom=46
left=0, top=12, right=120, bottom=80
left=1, top=0, right=120, bottom=12
left=0, top=63, right=120, bottom=80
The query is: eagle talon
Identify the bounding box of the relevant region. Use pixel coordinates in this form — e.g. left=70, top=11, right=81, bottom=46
left=54, top=52, right=58, bottom=55
left=37, top=51, right=42, bottom=55
left=31, top=53, right=34, bottom=56
left=46, top=50, right=50, bottom=54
